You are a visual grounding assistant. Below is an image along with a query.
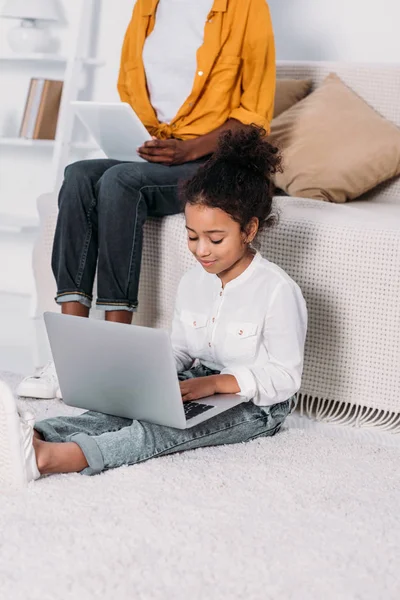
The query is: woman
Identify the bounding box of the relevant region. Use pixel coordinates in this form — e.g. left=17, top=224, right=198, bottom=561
left=18, top=0, right=276, bottom=400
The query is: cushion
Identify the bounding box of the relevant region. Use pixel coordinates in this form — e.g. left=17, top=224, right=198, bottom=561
left=274, top=79, right=312, bottom=118
left=269, top=73, right=400, bottom=203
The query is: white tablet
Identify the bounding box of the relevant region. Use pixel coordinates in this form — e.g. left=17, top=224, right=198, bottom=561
left=71, top=101, right=152, bottom=162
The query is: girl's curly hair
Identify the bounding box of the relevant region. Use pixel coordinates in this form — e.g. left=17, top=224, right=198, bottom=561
left=180, top=125, right=282, bottom=235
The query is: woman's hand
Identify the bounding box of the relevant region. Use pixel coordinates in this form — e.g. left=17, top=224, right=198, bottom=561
left=137, top=120, right=243, bottom=165
left=137, top=138, right=194, bottom=165
left=179, top=376, right=217, bottom=402
left=179, top=374, right=240, bottom=402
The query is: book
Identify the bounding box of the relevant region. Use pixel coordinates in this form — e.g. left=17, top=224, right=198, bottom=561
left=20, top=79, right=63, bottom=140
left=20, top=79, right=45, bottom=138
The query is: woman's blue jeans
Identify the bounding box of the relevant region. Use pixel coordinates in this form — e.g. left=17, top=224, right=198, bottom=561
left=52, top=158, right=204, bottom=312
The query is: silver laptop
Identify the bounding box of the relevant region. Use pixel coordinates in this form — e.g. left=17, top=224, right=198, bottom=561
left=71, top=101, right=152, bottom=162
left=44, top=313, right=244, bottom=429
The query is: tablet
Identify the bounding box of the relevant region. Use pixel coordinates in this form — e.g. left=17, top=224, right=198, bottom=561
left=71, top=101, right=152, bottom=162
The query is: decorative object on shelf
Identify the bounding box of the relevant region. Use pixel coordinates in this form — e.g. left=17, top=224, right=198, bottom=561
left=0, top=0, right=63, bottom=54
left=20, top=78, right=63, bottom=140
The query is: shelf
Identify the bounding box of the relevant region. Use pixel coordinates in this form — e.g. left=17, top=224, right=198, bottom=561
left=82, top=57, right=105, bottom=67
left=0, top=53, right=104, bottom=67
left=0, top=213, right=39, bottom=234
left=0, top=137, right=53, bottom=148
left=0, top=137, right=98, bottom=150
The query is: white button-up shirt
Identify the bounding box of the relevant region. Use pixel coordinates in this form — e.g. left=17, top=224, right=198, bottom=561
left=171, top=252, right=308, bottom=406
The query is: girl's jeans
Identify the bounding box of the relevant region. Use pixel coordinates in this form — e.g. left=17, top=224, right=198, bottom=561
left=52, top=158, right=204, bottom=312
left=35, top=365, right=295, bottom=476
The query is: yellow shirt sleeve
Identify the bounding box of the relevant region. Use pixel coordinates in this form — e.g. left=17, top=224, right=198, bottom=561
left=229, top=0, right=276, bottom=133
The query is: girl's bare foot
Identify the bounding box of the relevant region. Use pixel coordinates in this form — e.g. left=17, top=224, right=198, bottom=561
left=33, top=436, right=89, bottom=474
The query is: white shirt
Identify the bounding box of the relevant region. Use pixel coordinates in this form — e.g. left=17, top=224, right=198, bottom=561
left=142, top=0, right=213, bottom=124
left=171, top=252, right=308, bottom=406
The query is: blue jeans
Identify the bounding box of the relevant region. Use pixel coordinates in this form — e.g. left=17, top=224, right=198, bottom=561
left=35, top=365, right=295, bottom=476
left=52, top=158, right=204, bottom=312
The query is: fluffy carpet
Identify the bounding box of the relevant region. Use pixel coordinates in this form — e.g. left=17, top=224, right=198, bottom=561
left=1, top=371, right=399, bottom=600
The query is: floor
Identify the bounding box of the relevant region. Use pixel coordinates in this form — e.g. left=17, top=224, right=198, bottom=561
left=2, top=371, right=399, bottom=600
left=1, top=291, right=399, bottom=450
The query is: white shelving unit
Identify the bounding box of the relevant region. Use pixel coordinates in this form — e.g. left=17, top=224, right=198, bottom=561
left=0, top=53, right=103, bottom=66
left=0, top=137, right=96, bottom=150
left=0, top=213, right=39, bottom=233
left=0, top=0, right=103, bottom=233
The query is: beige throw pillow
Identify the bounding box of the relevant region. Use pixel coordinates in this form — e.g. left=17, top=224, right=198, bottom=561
left=274, top=79, right=313, bottom=118
left=269, top=73, right=400, bottom=203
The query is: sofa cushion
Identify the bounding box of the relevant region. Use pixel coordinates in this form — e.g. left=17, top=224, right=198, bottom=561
left=274, top=79, right=312, bottom=118
left=269, top=73, right=400, bottom=203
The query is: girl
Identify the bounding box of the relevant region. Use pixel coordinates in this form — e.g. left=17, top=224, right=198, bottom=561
left=0, top=127, right=307, bottom=487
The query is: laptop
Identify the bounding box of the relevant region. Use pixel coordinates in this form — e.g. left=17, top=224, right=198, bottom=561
left=71, top=101, right=152, bottom=162
left=44, top=313, right=244, bottom=429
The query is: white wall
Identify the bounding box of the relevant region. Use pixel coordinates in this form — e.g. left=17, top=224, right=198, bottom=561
left=268, top=0, right=400, bottom=62
left=91, top=0, right=133, bottom=102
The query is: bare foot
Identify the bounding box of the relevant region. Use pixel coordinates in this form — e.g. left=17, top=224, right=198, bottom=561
left=32, top=437, right=88, bottom=474
left=32, top=436, right=49, bottom=473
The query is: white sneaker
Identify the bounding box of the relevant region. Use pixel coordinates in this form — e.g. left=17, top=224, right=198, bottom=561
left=17, top=361, right=62, bottom=400
left=0, top=379, right=41, bottom=488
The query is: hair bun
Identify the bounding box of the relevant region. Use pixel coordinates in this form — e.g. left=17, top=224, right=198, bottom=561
left=180, top=124, right=281, bottom=238
left=214, top=126, right=281, bottom=177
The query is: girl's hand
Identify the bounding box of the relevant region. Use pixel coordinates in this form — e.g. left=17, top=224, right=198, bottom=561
left=137, top=139, right=194, bottom=165
left=179, top=376, right=217, bottom=402
left=179, top=374, right=240, bottom=402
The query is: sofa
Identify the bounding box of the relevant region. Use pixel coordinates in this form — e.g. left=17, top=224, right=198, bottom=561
left=32, top=61, right=400, bottom=432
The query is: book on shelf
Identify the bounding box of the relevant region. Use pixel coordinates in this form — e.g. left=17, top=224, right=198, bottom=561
left=20, top=79, right=63, bottom=140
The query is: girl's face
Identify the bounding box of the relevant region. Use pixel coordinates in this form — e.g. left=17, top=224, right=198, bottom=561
left=185, top=203, right=258, bottom=284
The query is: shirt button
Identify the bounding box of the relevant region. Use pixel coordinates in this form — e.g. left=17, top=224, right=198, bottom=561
left=193, top=321, right=196, bottom=327
left=212, top=317, right=215, bottom=323
left=198, top=70, right=204, bottom=77
left=219, top=291, right=222, bottom=297
left=208, top=342, right=212, bottom=348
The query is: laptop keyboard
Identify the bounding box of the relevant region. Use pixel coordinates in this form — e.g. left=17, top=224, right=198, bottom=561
left=184, top=401, right=214, bottom=421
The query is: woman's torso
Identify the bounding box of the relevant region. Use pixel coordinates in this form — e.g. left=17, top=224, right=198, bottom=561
left=118, top=0, right=275, bottom=138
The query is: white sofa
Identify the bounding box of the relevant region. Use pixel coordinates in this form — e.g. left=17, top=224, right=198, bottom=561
left=33, top=61, right=400, bottom=431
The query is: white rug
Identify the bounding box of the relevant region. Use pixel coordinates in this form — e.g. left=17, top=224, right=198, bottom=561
left=1, top=371, right=399, bottom=600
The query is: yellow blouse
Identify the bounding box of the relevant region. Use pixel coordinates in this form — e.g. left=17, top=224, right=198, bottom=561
left=118, top=0, right=276, bottom=140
